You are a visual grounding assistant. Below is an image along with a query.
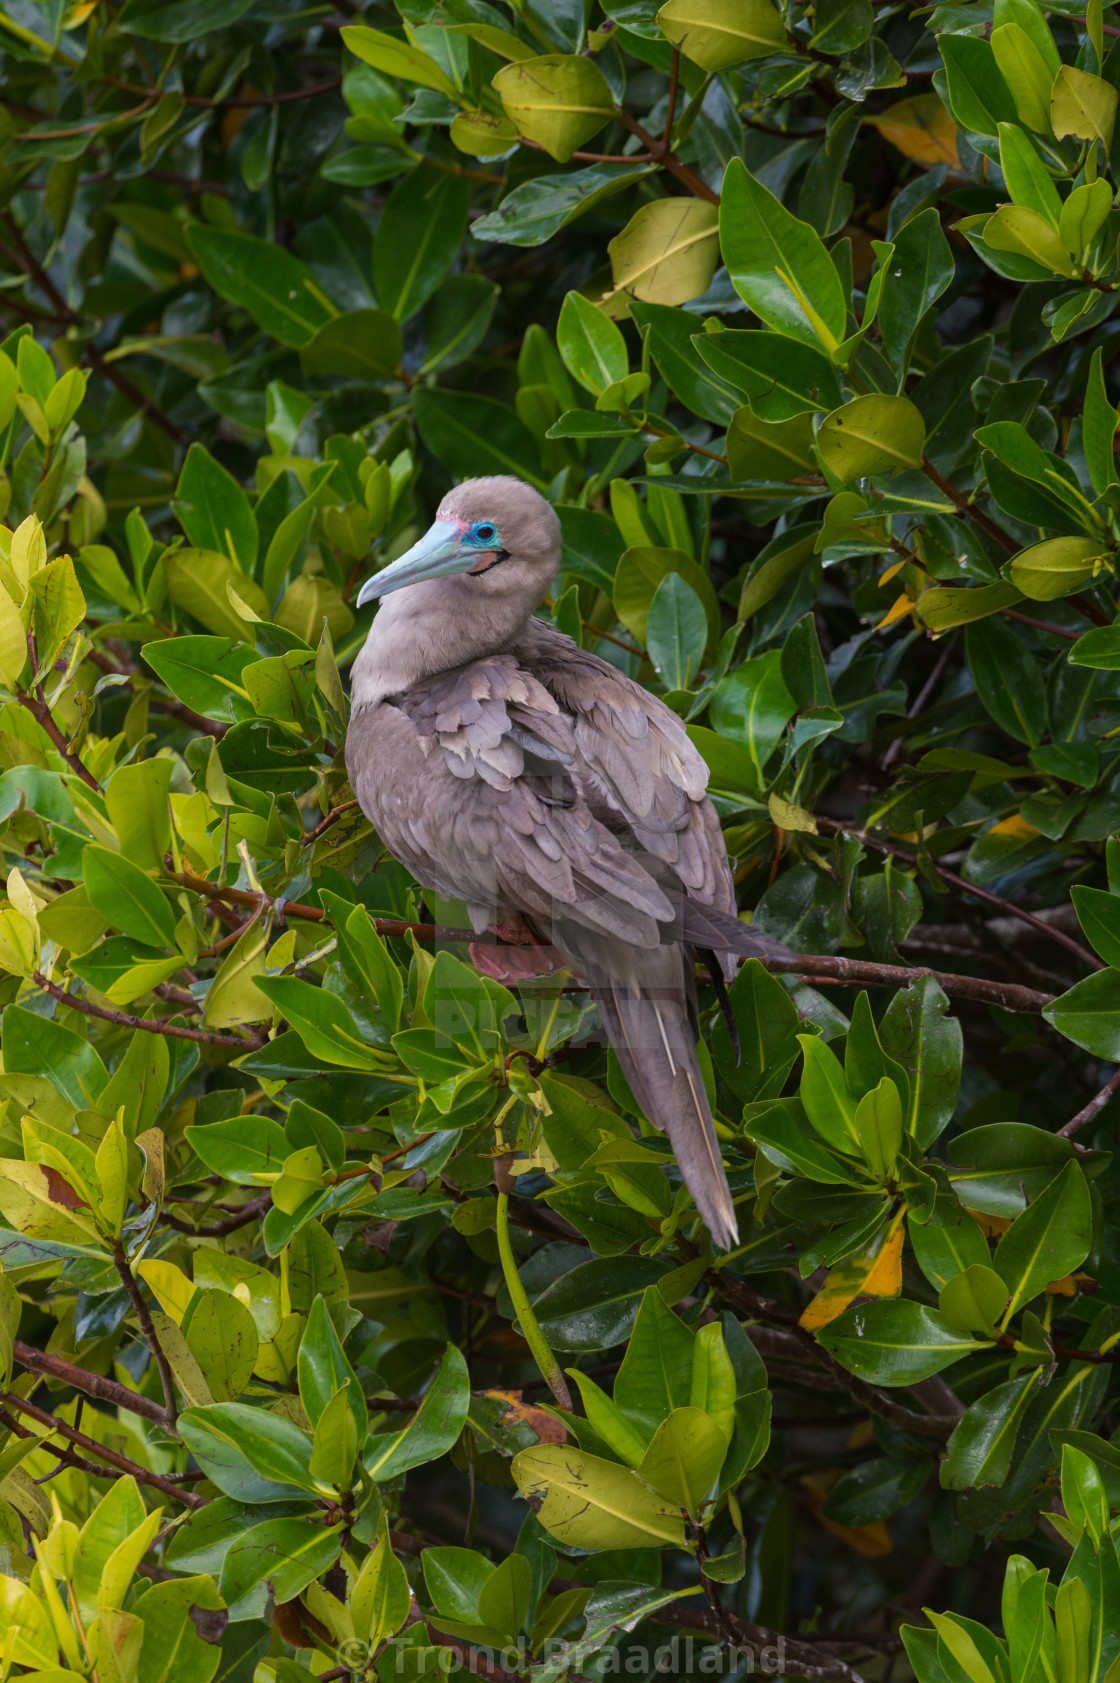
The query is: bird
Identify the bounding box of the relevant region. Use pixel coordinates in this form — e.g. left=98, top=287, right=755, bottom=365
left=345, top=475, right=789, bottom=1253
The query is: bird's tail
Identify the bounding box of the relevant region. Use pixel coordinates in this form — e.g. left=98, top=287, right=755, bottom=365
left=552, top=925, right=739, bottom=1253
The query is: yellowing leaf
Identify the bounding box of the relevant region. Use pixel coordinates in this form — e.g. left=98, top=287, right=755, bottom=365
left=876, top=590, right=917, bottom=630
left=604, top=199, right=720, bottom=312
left=802, top=1470, right=893, bottom=1558
left=988, top=813, right=1038, bottom=840
left=800, top=1221, right=904, bottom=1332
left=866, top=94, right=961, bottom=171
left=656, top=0, right=785, bottom=71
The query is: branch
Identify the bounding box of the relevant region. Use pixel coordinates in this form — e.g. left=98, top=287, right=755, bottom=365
left=161, top=1190, right=272, bottom=1237
left=33, top=971, right=266, bottom=1050
left=920, top=457, right=1017, bottom=554
left=709, top=1272, right=962, bottom=1439
left=302, top=799, right=360, bottom=847
left=0, top=1393, right=202, bottom=1507
left=18, top=631, right=100, bottom=791
left=12, top=1339, right=170, bottom=1427
left=1059, top=1065, right=1120, bottom=1137
left=649, top=1602, right=866, bottom=1683
left=766, top=950, right=1053, bottom=1015
left=615, top=109, right=720, bottom=203
left=813, top=816, right=1101, bottom=974
left=114, top=1241, right=177, bottom=1422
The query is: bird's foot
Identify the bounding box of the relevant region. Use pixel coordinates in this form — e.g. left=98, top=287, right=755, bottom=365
left=470, top=919, right=565, bottom=985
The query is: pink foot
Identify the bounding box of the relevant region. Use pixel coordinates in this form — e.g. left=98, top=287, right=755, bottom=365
left=470, top=921, right=565, bottom=985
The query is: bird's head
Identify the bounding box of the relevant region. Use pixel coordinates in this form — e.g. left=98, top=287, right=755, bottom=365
left=355, top=475, right=560, bottom=610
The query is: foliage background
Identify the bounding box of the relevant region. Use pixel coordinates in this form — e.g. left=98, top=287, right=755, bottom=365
left=3, top=0, right=1120, bottom=1677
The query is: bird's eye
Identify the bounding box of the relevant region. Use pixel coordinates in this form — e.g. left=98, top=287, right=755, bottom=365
left=474, top=523, right=497, bottom=544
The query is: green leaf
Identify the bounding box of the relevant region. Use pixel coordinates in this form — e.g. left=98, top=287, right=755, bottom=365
left=163, top=548, right=269, bottom=643
left=1071, top=887, right=1120, bottom=969
left=815, top=394, right=926, bottom=481
left=512, top=1443, right=686, bottom=1548
left=1082, top=347, right=1120, bottom=497
left=720, top=158, right=848, bottom=353
left=254, top=975, right=388, bottom=1071
left=993, top=1160, right=1093, bottom=1317
left=816, top=1301, right=990, bottom=1384
left=178, top=1401, right=320, bottom=1494
left=693, top=327, right=842, bottom=422
left=964, top=617, right=1047, bottom=747
left=613, top=546, right=721, bottom=657
left=709, top=648, right=796, bottom=785
left=341, top=24, right=460, bottom=98
left=219, top=1514, right=343, bottom=1606
left=530, top=1256, right=673, bottom=1353
left=300, top=306, right=404, bottom=380
left=129, top=1576, right=229, bottom=1683
left=712, top=957, right=801, bottom=1105
left=141, top=636, right=258, bottom=723
left=645, top=571, right=707, bottom=689
left=614, top=1286, right=696, bottom=1438
left=1044, top=967, right=1120, bottom=1059
left=942, top=1373, right=1040, bottom=1491
left=373, top=166, right=471, bottom=323
left=472, top=161, right=655, bottom=248
left=365, top=1343, right=469, bottom=1480
left=797, top=1034, right=860, bottom=1155
left=173, top=444, right=259, bottom=572
left=635, top=1405, right=729, bottom=1516
left=558, top=291, right=628, bottom=396
left=82, top=845, right=176, bottom=949
left=413, top=387, right=547, bottom=491
left=187, top=226, right=335, bottom=347
left=185, top=1116, right=289, bottom=1185
left=181, top=1288, right=259, bottom=1402
left=876, top=208, right=954, bottom=375
left=1051, top=64, right=1118, bottom=147
left=1009, top=536, right=1107, bottom=602
left=297, top=1293, right=365, bottom=1437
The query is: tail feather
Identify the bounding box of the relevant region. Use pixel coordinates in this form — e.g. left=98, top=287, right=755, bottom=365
left=680, top=899, right=795, bottom=965
left=553, top=925, right=739, bottom=1253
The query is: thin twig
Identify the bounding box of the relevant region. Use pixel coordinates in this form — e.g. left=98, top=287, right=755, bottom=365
left=302, top=798, right=360, bottom=847
left=0, top=1393, right=202, bottom=1507
left=160, top=1190, right=272, bottom=1236
left=33, top=971, right=267, bottom=1049
left=1059, top=1065, right=1120, bottom=1137
left=813, top=817, right=1102, bottom=974
left=113, top=1243, right=177, bottom=1423
left=920, top=456, right=1017, bottom=554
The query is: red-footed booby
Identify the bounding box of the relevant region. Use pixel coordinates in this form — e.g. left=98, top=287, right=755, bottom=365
left=346, top=475, right=787, bottom=1252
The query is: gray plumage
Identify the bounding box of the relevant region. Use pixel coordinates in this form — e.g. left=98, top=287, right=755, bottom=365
left=346, top=475, right=786, bottom=1252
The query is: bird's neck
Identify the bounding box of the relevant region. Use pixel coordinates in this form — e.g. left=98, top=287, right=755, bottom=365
left=349, top=577, right=537, bottom=708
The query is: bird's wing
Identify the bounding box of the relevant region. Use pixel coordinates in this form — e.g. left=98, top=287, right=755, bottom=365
left=513, top=619, right=734, bottom=915
left=345, top=652, right=676, bottom=946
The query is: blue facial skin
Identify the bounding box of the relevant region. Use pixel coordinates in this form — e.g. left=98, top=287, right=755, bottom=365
left=468, top=521, right=499, bottom=548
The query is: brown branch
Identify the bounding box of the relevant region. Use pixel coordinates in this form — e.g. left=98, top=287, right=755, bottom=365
left=104, top=74, right=343, bottom=108
left=768, top=950, right=1052, bottom=1015
left=920, top=456, right=1017, bottom=554
left=12, top=1340, right=170, bottom=1426
left=113, top=1242, right=177, bottom=1422
left=663, top=47, right=681, bottom=149
left=0, top=1393, right=202, bottom=1507
left=19, top=631, right=100, bottom=791
left=650, top=1602, right=866, bottom=1683
left=160, top=1190, right=272, bottom=1237
left=1059, top=1065, right=1120, bottom=1137
left=33, top=971, right=267, bottom=1049
left=302, top=798, right=360, bottom=847
left=813, top=816, right=1101, bottom=974
left=615, top=109, right=720, bottom=204
left=1002, top=609, right=1080, bottom=642
left=0, top=213, right=189, bottom=449
left=710, top=1272, right=962, bottom=1439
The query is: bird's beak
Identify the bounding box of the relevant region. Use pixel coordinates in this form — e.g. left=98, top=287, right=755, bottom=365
left=356, top=519, right=477, bottom=607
